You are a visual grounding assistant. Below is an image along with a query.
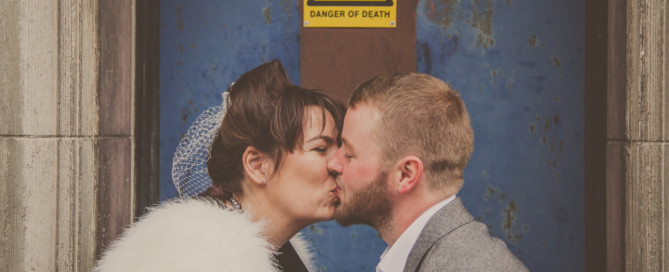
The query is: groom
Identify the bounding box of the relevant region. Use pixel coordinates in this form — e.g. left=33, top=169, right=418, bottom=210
left=327, top=73, right=528, bottom=272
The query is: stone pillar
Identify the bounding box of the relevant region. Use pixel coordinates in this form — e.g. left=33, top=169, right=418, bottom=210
left=608, top=0, right=669, bottom=271
left=0, top=1, right=134, bottom=271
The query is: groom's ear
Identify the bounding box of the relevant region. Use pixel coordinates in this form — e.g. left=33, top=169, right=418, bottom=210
left=242, top=146, right=272, bottom=186
left=393, top=156, right=423, bottom=194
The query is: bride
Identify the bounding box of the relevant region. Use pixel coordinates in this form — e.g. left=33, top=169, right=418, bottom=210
left=95, top=60, right=345, bottom=272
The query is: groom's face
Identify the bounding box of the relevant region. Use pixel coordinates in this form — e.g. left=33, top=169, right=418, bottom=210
left=327, top=103, right=392, bottom=227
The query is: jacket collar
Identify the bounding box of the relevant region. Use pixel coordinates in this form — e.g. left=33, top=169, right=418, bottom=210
left=403, top=197, right=473, bottom=272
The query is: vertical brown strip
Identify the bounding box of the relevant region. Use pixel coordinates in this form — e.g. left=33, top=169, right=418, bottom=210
left=134, top=0, right=161, bottom=218
left=96, top=0, right=133, bottom=259
left=300, top=1, right=417, bottom=103
left=96, top=138, right=132, bottom=259
left=605, top=1, right=628, bottom=271
left=584, top=0, right=610, bottom=271
left=98, top=0, right=132, bottom=136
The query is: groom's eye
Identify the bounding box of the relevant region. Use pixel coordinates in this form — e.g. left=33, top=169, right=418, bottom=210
left=313, top=147, right=327, bottom=153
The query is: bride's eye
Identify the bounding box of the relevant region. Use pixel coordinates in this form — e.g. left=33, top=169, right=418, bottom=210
left=313, top=147, right=327, bottom=153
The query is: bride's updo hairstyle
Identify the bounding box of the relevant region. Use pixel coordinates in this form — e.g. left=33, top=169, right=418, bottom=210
left=203, top=60, right=345, bottom=201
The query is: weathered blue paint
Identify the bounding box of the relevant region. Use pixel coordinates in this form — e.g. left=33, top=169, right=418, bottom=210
left=417, top=0, right=585, bottom=271
left=160, top=1, right=584, bottom=271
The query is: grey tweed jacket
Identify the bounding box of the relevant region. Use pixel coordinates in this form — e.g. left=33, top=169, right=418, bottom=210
left=403, top=197, right=529, bottom=272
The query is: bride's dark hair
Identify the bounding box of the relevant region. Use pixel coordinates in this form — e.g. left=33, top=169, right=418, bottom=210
left=203, top=60, right=345, bottom=201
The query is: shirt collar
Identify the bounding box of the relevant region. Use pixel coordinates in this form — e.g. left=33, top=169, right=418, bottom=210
left=376, top=195, right=457, bottom=272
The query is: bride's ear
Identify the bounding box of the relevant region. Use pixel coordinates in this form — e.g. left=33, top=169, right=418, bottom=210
left=242, top=146, right=271, bottom=185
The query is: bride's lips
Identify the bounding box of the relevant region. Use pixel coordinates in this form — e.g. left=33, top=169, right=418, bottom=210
left=330, top=187, right=341, bottom=206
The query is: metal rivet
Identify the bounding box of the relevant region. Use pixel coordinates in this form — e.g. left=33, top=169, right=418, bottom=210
left=304, top=21, right=310, bottom=26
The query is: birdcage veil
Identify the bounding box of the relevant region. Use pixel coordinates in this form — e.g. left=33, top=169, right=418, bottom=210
left=171, top=91, right=230, bottom=198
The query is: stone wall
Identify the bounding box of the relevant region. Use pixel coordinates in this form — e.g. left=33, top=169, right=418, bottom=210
left=0, top=1, right=134, bottom=271
left=608, top=0, right=669, bottom=271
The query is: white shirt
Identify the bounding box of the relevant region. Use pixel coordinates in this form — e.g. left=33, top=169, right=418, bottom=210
left=376, top=195, right=457, bottom=272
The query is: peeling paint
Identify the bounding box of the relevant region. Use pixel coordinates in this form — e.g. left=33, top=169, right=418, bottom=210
left=528, top=35, right=537, bottom=48
left=502, top=201, right=516, bottom=231
left=263, top=7, right=272, bottom=24
left=425, top=0, right=459, bottom=29
left=471, top=0, right=495, bottom=49
left=177, top=6, right=184, bottom=30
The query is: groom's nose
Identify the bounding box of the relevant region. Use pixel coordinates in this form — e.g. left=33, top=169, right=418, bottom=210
left=327, top=148, right=343, bottom=176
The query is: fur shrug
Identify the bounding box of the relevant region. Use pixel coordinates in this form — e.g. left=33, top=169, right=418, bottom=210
left=95, top=198, right=314, bottom=272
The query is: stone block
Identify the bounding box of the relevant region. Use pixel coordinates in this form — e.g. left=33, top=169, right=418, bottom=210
left=625, top=142, right=665, bottom=272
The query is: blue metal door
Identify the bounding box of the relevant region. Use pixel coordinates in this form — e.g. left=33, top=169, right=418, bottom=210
left=160, top=1, right=584, bottom=271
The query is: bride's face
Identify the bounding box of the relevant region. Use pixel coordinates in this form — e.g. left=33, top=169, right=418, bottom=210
left=266, top=106, right=341, bottom=225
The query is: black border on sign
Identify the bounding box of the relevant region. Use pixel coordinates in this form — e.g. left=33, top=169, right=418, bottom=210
left=307, top=0, right=394, bottom=6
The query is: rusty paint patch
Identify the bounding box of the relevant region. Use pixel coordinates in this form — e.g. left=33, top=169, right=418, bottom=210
left=181, top=109, right=189, bottom=123
left=263, top=7, right=272, bottom=24
left=553, top=56, right=561, bottom=66
left=544, top=119, right=550, bottom=131
left=279, top=0, right=293, bottom=20
left=553, top=96, right=560, bottom=102
left=484, top=185, right=498, bottom=200
left=425, top=0, right=459, bottom=29
left=528, top=35, right=537, bottom=48
left=471, top=0, right=495, bottom=49
left=178, top=61, right=182, bottom=66
left=308, top=225, right=325, bottom=235
left=177, top=6, right=184, bottom=31
left=553, top=116, right=560, bottom=124
left=502, top=201, right=516, bottom=231
left=506, top=0, right=511, bottom=5
left=179, top=45, right=184, bottom=51
left=502, top=201, right=526, bottom=243
left=529, top=124, right=535, bottom=133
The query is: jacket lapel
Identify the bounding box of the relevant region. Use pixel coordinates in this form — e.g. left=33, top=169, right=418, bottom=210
left=403, top=197, right=474, bottom=272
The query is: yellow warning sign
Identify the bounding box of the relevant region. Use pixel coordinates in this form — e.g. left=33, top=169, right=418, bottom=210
left=303, top=0, right=396, bottom=28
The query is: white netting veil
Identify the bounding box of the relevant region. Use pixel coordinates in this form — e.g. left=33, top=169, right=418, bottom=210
left=171, top=92, right=229, bottom=198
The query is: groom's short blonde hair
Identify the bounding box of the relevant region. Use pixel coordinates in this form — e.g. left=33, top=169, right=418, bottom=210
left=349, top=73, right=474, bottom=192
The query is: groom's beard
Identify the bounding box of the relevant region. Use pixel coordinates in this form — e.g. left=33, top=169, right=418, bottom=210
left=334, top=170, right=391, bottom=229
